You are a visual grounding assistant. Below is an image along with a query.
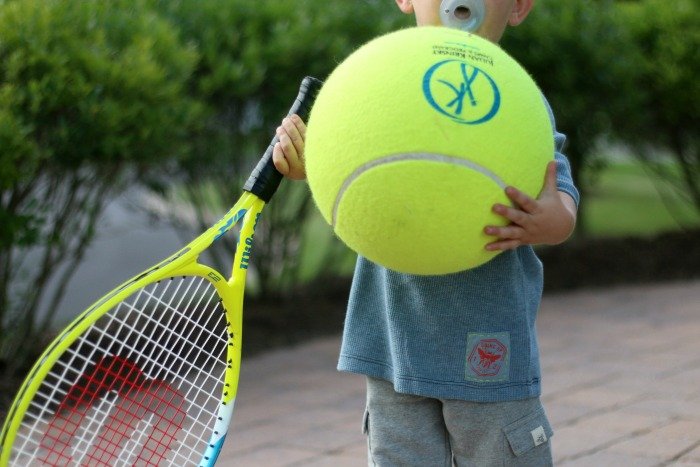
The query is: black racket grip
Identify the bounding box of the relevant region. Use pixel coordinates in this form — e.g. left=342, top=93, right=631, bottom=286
left=243, top=76, right=323, bottom=202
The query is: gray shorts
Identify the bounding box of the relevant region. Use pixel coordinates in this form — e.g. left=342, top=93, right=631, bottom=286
left=363, top=377, right=553, bottom=467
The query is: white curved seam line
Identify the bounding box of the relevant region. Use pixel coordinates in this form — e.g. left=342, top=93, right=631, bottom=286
left=331, top=153, right=508, bottom=227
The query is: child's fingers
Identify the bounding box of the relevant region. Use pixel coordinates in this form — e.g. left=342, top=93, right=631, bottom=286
left=492, top=202, right=530, bottom=227
left=281, top=116, right=305, bottom=155
left=484, top=208, right=528, bottom=251
left=273, top=116, right=308, bottom=180
left=484, top=223, right=523, bottom=240
left=289, top=114, right=307, bottom=138
left=485, top=237, right=521, bottom=251
left=277, top=126, right=300, bottom=159
left=543, top=161, right=558, bottom=192
left=272, top=140, right=291, bottom=175
left=504, top=186, right=538, bottom=213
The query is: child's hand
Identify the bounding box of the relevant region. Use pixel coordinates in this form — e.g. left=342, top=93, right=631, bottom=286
left=484, top=161, right=577, bottom=251
left=272, top=114, right=307, bottom=180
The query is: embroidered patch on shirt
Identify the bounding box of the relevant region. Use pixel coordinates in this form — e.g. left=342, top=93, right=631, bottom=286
left=465, top=332, right=510, bottom=382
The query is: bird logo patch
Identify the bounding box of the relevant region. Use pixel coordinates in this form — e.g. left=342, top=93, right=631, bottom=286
left=465, top=333, right=510, bottom=382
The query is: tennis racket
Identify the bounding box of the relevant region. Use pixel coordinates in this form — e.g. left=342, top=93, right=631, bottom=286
left=0, top=76, right=323, bottom=467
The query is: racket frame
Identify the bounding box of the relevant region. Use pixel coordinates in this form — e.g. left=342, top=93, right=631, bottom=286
left=0, top=193, right=264, bottom=466
left=0, top=75, right=322, bottom=466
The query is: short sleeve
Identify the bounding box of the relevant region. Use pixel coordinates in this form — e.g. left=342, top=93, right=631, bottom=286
left=542, top=95, right=580, bottom=207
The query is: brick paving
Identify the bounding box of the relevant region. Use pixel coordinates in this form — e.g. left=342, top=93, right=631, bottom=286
left=219, top=279, right=700, bottom=466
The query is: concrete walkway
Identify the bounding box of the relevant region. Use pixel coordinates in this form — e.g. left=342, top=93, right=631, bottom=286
left=219, top=279, right=700, bottom=466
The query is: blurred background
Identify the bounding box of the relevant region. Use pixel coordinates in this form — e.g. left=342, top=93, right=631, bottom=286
left=0, top=0, right=698, bottom=414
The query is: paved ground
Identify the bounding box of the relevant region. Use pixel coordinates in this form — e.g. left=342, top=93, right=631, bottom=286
left=219, top=279, right=700, bottom=466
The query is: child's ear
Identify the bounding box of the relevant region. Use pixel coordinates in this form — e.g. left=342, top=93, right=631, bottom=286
left=395, top=0, right=414, bottom=14
left=509, top=0, right=534, bottom=26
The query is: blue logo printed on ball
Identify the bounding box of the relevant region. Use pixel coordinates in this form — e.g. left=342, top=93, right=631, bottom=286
left=423, top=60, right=500, bottom=124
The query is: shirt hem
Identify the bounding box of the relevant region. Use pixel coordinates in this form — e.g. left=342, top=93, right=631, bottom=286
left=338, top=354, right=541, bottom=402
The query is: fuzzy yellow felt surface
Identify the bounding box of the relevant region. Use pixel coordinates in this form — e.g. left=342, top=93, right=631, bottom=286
left=305, top=26, right=553, bottom=275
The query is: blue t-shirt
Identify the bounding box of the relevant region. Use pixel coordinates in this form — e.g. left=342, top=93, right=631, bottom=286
left=337, top=100, right=580, bottom=402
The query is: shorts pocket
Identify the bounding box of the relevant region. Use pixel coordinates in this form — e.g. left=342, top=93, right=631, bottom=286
left=503, top=406, right=553, bottom=458
left=362, top=407, right=370, bottom=435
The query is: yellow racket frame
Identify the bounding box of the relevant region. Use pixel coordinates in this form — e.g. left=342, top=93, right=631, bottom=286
left=0, top=191, right=266, bottom=466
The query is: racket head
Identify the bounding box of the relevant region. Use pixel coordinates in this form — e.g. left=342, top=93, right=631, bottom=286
left=0, top=193, right=264, bottom=466
left=1, top=75, right=323, bottom=466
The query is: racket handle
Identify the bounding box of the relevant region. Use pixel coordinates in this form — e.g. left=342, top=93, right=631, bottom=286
left=244, top=76, right=323, bottom=202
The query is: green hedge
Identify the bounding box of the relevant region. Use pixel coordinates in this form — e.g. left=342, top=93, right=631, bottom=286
left=0, top=0, right=202, bottom=374
left=0, top=0, right=201, bottom=247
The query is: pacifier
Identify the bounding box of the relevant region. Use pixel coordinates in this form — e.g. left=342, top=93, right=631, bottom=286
left=439, top=0, right=485, bottom=32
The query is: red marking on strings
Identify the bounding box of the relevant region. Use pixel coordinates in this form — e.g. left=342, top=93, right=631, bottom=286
left=39, top=355, right=186, bottom=466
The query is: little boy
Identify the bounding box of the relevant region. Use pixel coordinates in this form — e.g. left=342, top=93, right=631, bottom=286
left=273, top=0, right=579, bottom=465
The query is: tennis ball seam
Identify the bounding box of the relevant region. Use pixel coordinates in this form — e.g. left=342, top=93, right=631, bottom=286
left=331, top=153, right=508, bottom=227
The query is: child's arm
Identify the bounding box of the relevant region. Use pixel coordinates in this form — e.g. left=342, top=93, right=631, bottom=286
left=272, top=114, right=307, bottom=180
left=484, top=161, right=577, bottom=251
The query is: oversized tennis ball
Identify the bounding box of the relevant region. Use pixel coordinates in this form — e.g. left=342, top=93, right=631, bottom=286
left=305, top=26, right=553, bottom=275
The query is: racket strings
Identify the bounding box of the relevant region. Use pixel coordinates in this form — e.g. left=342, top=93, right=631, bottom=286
left=10, top=276, right=231, bottom=466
